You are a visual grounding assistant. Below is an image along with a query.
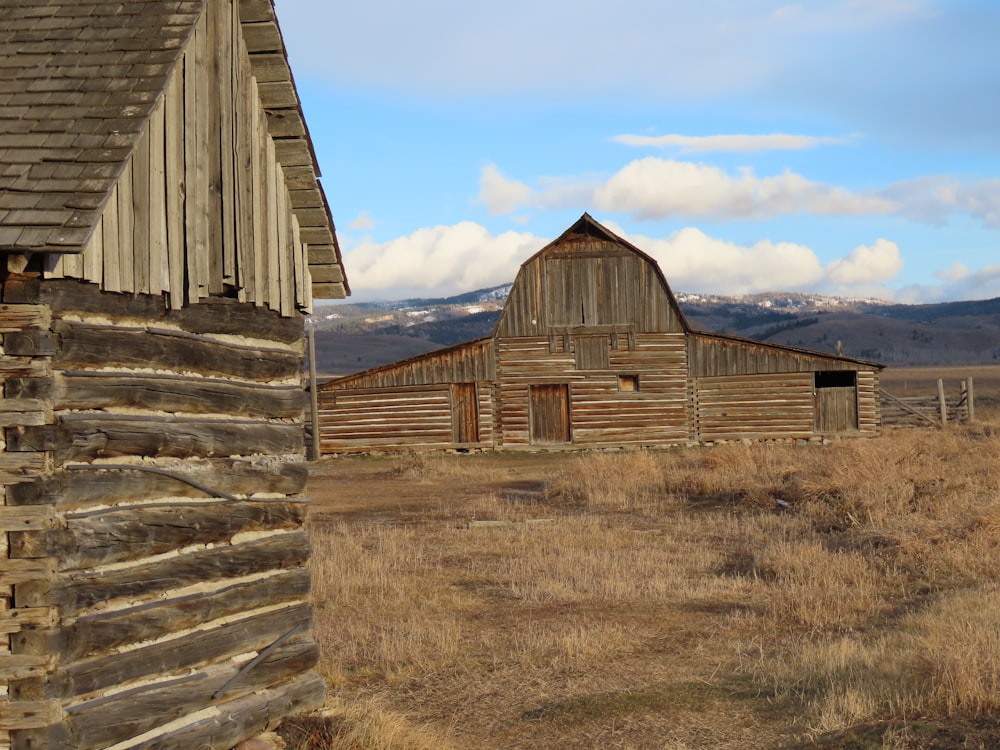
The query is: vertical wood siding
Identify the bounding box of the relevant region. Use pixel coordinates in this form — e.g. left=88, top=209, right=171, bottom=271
left=42, top=1, right=312, bottom=316
left=495, top=238, right=684, bottom=337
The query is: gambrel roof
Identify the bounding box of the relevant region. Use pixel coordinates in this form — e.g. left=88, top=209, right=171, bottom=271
left=0, top=0, right=348, bottom=299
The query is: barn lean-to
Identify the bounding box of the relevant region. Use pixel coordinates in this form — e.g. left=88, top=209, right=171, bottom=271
left=317, top=214, right=882, bottom=452
left=0, top=1, right=347, bottom=748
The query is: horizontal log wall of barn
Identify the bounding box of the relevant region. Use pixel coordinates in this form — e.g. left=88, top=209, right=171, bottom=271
left=692, top=372, right=817, bottom=442
left=496, top=334, right=690, bottom=449
left=317, top=382, right=495, bottom=452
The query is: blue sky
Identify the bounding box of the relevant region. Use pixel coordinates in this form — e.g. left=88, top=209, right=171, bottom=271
left=275, top=0, right=1000, bottom=303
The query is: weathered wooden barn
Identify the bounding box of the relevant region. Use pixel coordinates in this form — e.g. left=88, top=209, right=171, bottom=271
left=0, top=1, right=347, bottom=748
left=317, top=214, right=881, bottom=452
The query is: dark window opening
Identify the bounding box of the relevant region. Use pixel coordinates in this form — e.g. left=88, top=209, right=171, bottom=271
left=815, top=371, right=857, bottom=389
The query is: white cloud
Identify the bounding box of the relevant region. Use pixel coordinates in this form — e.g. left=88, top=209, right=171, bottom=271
left=592, top=158, right=895, bottom=221
left=934, top=262, right=968, bottom=283
left=342, top=220, right=917, bottom=302
left=478, top=159, right=895, bottom=222
left=476, top=164, right=532, bottom=215
left=611, top=133, right=854, bottom=153
left=896, top=264, right=1000, bottom=303
left=825, top=238, right=903, bottom=284
left=348, top=211, right=375, bottom=231
left=626, top=226, right=826, bottom=295
left=883, top=176, right=1000, bottom=228
left=342, top=222, right=541, bottom=299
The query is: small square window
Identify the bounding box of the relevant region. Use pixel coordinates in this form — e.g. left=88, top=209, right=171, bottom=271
left=618, top=374, right=639, bottom=392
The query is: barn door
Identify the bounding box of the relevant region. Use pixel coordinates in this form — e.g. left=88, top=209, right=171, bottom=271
left=530, top=384, right=571, bottom=444
left=814, top=371, right=859, bottom=433
left=451, top=383, right=479, bottom=444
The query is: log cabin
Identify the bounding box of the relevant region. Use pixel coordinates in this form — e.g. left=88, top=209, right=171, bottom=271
left=0, top=1, right=348, bottom=748
left=317, top=214, right=881, bottom=452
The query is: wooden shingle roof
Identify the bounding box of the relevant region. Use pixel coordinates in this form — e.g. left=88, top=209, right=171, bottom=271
left=0, top=0, right=348, bottom=298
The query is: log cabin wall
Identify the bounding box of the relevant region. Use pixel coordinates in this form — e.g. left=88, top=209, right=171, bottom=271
left=0, top=0, right=347, bottom=746
left=1, top=278, right=325, bottom=750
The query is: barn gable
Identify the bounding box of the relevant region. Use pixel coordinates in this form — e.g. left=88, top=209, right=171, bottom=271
left=496, top=213, right=688, bottom=337
left=317, top=214, right=883, bottom=453
left=0, top=2, right=347, bottom=748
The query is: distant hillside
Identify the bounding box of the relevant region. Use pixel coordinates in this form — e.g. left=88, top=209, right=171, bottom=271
left=312, top=288, right=1000, bottom=377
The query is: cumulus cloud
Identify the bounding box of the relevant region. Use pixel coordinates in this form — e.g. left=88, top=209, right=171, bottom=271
left=883, top=176, right=1000, bottom=228
left=476, top=164, right=532, bottom=215
left=479, top=159, right=896, bottom=223
left=825, top=239, right=903, bottom=284
left=625, top=226, right=826, bottom=295
left=347, top=211, right=375, bottom=231
left=897, top=264, right=1000, bottom=303
left=593, top=159, right=895, bottom=221
left=934, top=262, right=968, bottom=283
left=340, top=220, right=918, bottom=302
left=611, top=133, right=854, bottom=153
left=342, top=222, right=541, bottom=299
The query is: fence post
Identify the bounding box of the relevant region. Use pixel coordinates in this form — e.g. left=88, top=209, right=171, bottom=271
left=938, top=379, right=947, bottom=427
left=968, top=378, right=975, bottom=423
left=308, top=323, right=321, bottom=460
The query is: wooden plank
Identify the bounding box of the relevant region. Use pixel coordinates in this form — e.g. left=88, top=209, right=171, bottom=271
left=0, top=700, right=62, bottom=731
left=221, top=0, right=237, bottom=288
left=117, top=153, right=135, bottom=293
left=234, top=13, right=253, bottom=302
left=34, top=569, right=310, bottom=663
left=54, top=603, right=313, bottom=698
left=148, top=95, right=167, bottom=295
left=6, top=417, right=305, bottom=463
left=206, top=0, right=224, bottom=295
left=29, top=499, right=304, bottom=568
left=52, top=321, right=303, bottom=381
left=0, top=607, right=56, bottom=635
left=0, top=304, right=50, bottom=332
left=132, top=126, right=151, bottom=294
left=17, top=531, right=311, bottom=613
left=42, top=280, right=303, bottom=344
left=249, top=75, right=265, bottom=306
left=100, top=183, right=121, bottom=292
left=107, top=670, right=324, bottom=750
left=0, top=558, right=55, bottom=586
left=185, top=12, right=210, bottom=302
left=0, top=398, right=50, bottom=427
left=265, top=135, right=280, bottom=311
left=7, top=459, right=308, bottom=508
left=42, top=372, right=305, bottom=419
left=0, top=505, right=56, bottom=533
left=0, top=452, right=50, bottom=485
left=279, top=183, right=293, bottom=315
left=165, top=60, right=186, bottom=308
left=0, top=654, right=54, bottom=681
left=58, top=639, right=318, bottom=750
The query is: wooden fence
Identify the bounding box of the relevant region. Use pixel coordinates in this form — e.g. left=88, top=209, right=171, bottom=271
left=881, top=377, right=975, bottom=428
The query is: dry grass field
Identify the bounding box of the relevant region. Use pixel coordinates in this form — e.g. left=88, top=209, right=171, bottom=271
left=285, top=370, right=1000, bottom=749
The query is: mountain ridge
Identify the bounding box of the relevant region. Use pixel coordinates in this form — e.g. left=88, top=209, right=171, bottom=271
left=311, top=286, right=1000, bottom=376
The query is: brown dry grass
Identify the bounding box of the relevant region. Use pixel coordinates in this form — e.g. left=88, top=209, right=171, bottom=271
left=292, top=382, right=1000, bottom=749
